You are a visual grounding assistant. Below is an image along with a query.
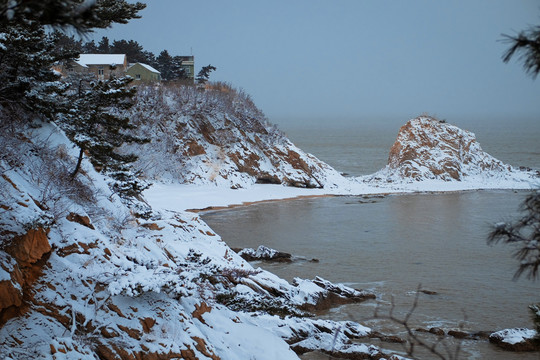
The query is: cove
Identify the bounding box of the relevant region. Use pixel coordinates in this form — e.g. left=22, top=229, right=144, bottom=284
left=203, top=190, right=540, bottom=359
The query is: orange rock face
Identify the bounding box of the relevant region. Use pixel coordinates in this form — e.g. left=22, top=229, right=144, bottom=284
left=0, top=268, right=23, bottom=310
left=386, top=116, right=508, bottom=181
left=66, top=213, right=95, bottom=230
left=8, top=228, right=51, bottom=266
left=1, top=227, right=51, bottom=325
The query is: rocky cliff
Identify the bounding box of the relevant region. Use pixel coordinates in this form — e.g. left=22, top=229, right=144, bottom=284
left=124, top=84, right=344, bottom=189
left=366, top=116, right=537, bottom=184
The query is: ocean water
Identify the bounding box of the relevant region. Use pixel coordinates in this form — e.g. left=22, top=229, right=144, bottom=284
left=203, top=118, right=540, bottom=359
left=280, top=117, right=540, bottom=176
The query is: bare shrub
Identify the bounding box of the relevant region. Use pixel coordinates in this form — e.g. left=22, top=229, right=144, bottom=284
left=372, top=286, right=463, bottom=360
left=22, top=133, right=97, bottom=221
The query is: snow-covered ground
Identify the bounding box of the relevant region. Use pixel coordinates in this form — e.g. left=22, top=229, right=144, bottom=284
left=145, top=175, right=538, bottom=213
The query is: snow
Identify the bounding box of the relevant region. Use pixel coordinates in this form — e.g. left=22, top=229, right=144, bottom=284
left=145, top=183, right=328, bottom=211
left=129, top=62, right=160, bottom=73
left=144, top=174, right=537, bottom=213
left=76, top=54, right=126, bottom=66
left=490, top=328, right=537, bottom=345
left=0, top=252, right=15, bottom=282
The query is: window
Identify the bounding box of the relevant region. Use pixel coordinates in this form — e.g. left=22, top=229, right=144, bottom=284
left=136, top=74, right=141, bottom=80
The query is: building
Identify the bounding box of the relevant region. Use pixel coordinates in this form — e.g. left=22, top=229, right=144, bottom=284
left=126, top=63, right=161, bottom=82
left=55, top=54, right=128, bottom=80
left=177, top=56, right=195, bottom=81
left=54, top=53, right=193, bottom=84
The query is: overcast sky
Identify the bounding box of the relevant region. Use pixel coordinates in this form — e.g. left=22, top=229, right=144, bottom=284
left=95, top=1, right=540, bottom=126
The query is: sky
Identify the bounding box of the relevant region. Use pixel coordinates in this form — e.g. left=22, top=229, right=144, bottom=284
left=94, top=1, right=540, bottom=127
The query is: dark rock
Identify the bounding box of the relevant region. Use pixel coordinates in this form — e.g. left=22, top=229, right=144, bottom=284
left=429, top=327, right=445, bottom=336
left=298, top=277, right=376, bottom=311
left=448, top=330, right=469, bottom=339
left=470, top=331, right=492, bottom=340
left=369, top=331, right=406, bottom=344
left=237, top=245, right=292, bottom=262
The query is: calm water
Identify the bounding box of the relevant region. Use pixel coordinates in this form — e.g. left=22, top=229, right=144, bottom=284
left=203, top=120, right=540, bottom=359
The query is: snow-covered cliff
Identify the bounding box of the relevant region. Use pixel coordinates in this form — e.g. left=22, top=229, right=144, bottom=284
left=0, top=120, right=395, bottom=359
left=124, top=84, right=344, bottom=189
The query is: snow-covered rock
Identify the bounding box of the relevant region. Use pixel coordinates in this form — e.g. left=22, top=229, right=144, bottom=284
left=367, top=116, right=538, bottom=183
left=489, top=328, right=539, bottom=351
left=236, top=245, right=293, bottom=262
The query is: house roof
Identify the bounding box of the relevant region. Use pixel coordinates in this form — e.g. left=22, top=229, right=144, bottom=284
left=76, top=54, right=126, bottom=67
left=128, top=62, right=160, bottom=74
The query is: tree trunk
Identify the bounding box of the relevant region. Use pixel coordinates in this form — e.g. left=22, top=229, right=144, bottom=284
left=71, top=148, right=84, bottom=178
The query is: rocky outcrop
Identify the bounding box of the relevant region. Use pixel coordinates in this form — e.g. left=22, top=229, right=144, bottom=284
left=294, top=277, right=376, bottom=312
left=234, top=245, right=293, bottom=262
left=370, top=116, right=534, bottom=182
left=125, top=85, right=344, bottom=189
left=0, top=254, right=23, bottom=311
left=489, top=328, right=539, bottom=352
left=7, top=227, right=51, bottom=266
left=0, top=227, right=51, bottom=325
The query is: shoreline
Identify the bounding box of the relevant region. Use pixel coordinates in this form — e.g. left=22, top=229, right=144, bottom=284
left=145, top=181, right=536, bottom=214
left=187, top=193, right=334, bottom=213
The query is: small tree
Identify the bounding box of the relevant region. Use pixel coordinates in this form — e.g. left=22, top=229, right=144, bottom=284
left=488, top=191, right=540, bottom=280
left=196, top=64, right=216, bottom=84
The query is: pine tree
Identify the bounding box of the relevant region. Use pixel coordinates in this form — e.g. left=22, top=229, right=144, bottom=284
left=57, top=74, right=149, bottom=197
left=0, top=22, right=71, bottom=121
left=111, top=39, right=148, bottom=63
left=98, top=36, right=111, bottom=54
left=0, top=0, right=146, bottom=33
left=0, top=0, right=147, bottom=199
left=53, top=32, right=83, bottom=54
left=0, top=0, right=146, bottom=123
left=502, top=24, right=540, bottom=79
left=196, top=64, right=217, bottom=84
left=82, top=40, right=99, bottom=53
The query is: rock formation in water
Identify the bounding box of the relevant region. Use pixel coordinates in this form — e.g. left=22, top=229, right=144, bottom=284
left=367, top=115, right=538, bottom=183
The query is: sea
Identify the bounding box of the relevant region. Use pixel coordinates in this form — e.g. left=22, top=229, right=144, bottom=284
left=202, top=117, right=540, bottom=360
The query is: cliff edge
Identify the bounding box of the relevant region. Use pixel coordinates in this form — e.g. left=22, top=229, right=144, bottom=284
left=124, top=84, right=344, bottom=189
